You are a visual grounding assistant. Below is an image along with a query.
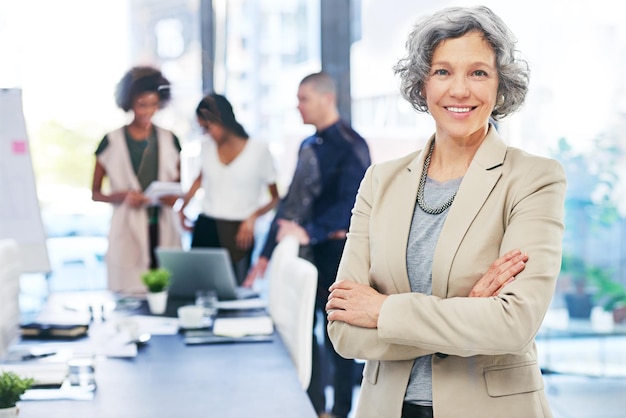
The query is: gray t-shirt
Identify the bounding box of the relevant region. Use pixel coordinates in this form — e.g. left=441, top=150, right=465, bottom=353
left=404, top=175, right=462, bottom=406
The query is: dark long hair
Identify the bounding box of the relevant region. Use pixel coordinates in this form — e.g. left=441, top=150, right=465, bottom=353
left=196, top=93, right=249, bottom=139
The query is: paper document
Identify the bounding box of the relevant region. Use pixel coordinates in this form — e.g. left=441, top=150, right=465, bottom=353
left=144, top=181, right=182, bottom=204
left=184, top=332, right=273, bottom=345
left=22, top=380, right=95, bottom=401
left=130, top=315, right=180, bottom=335
left=0, top=362, right=68, bottom=386
left=216, top=298, right=268, bottom=310
left=212, top=315, right=274, bottom=338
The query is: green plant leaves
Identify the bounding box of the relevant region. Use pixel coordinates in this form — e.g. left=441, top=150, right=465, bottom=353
left=141, top=268, right=171, bottom=293
left=0, top=371, right=34, bottom=408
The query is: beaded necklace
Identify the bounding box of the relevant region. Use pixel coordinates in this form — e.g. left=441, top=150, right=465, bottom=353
left=416, top=140, right=457, bottom=215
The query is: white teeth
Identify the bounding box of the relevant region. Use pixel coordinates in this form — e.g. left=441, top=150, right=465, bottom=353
left=447, top=107, right=471, bottom=113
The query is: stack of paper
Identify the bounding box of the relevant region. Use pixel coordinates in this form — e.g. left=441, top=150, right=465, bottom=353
left=212, top=315, right=274, bottom=338
left=144, top=181, right=182, bottom=205
left=215, top=298, right=268, bottom=310
left=0, top=362, right=68, bottom=386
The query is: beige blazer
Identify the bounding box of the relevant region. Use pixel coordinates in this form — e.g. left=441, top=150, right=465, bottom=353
left=328, top=127, right=566, bottom=418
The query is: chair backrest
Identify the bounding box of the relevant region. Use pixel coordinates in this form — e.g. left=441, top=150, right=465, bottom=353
left=0, top=239, right=21, bottom=358
left=270, top=255, right=317, bottom=390
left=267, top=235, right=300, bottom=319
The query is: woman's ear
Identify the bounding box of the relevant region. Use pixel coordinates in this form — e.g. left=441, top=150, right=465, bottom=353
left=495, top=94, right=505, bottom=110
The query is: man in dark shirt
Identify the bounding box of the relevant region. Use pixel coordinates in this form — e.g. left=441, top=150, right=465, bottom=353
left=246, top=71, right=371, bottom=418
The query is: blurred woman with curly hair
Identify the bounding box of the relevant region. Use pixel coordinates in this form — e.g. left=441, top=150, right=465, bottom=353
left=92, top=65, right=182, bottom=294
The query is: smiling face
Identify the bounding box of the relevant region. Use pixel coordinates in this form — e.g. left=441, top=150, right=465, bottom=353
left=424, top=31, right=499, bottom=144
left=131, top=92, right=160, bottom=128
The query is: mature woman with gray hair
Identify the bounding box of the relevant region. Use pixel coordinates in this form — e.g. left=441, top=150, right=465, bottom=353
left=327, top=6, right=565, bottom=418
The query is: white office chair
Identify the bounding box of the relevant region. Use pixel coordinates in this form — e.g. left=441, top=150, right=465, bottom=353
left=267, top=235, right=300, bottom=319
left=270, top=255, right=318, bottom=390
left=0, top=239, right=21, bottom=358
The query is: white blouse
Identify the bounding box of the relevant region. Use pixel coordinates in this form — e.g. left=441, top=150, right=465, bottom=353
left=199, top=138, right=277, bottom=221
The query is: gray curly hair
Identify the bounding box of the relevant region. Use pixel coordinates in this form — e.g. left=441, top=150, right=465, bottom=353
left=393, top=5, right=529, bottom=120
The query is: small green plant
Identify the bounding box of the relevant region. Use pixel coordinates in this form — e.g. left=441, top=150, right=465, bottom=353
left=0, top=371, right=34, bottom=408
left=588, top=266, right=626, bottom=312
left=141, top=268, right=171, bottom=293
left=560, top=253, right=588, bottom=292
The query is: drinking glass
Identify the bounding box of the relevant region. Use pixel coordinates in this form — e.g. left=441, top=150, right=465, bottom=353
left=195, top=289, right=218, bottom=325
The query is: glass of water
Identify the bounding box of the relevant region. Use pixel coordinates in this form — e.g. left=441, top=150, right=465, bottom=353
left=195, top=289, right=218, bottom=326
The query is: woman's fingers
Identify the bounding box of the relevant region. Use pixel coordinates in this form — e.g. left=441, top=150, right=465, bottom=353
left=236, top=231, right=253, bottom=249
left=326, top=281, right=386, bottom=328
left=469, top=250, right=528, bottom=297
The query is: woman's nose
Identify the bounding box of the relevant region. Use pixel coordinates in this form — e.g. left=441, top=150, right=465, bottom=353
left=449, top=75, right=470, bottom=98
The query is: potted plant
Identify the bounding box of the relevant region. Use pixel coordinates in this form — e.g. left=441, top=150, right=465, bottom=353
left=141, top=268, right=171, bottom=315
left=0, top=371, right=34, bottom=417
left=560, top=254, right=594, bottom=320
left=588, top=266, right=626, bottom=324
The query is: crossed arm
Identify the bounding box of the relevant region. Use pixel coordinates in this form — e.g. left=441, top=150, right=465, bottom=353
left=326, top=248, right=528, bottom=329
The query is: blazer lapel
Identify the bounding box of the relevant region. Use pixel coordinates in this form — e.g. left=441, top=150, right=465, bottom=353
left=431, top=127, right=508, bottom=297
left=384, top=144, right=430, bottom=294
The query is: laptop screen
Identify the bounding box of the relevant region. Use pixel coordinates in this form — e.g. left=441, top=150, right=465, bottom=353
left=155, top=247, right=243, bottom=301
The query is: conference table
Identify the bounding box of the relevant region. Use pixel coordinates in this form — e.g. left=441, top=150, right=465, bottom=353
left=10, top=293, right=317, bottom=418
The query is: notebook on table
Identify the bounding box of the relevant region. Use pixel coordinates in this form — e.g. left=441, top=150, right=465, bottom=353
left=155, top=247, right=259, bottom=310
left=184, top=313, right=274, bottom=345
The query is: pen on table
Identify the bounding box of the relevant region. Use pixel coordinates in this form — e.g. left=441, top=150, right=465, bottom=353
left=21, top=352, right=57, bottom=361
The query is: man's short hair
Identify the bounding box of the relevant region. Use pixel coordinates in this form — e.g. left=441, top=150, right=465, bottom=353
left=300, top=71, right=336, bottom=95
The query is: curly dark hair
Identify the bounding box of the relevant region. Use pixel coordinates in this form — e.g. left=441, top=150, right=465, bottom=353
left=114, top=66, right=172, bottom=112
left=394, top=6, right=530, bottom=120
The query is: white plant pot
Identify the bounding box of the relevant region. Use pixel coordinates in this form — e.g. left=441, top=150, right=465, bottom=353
left=0, top=406, right=19, bottom=417
left=146, top=291, right=168, bottom=315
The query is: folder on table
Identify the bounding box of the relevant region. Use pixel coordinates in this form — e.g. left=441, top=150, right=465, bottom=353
left=20, top=323, right=89, bottom=339
left=184, top=315, right=274, bottom=345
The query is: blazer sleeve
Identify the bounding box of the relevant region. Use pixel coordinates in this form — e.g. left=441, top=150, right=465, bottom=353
left=328, top=165, right=436, bottom=361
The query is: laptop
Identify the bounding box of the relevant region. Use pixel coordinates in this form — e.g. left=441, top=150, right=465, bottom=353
left=155, top=247, right=259, bottom=302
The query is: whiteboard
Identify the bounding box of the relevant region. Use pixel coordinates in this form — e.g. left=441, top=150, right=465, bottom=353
left=0, top=88, right=51, bottom=274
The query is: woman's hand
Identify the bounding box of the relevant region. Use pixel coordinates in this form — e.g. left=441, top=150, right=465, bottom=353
left=242, top=256, right=269, bottom=288
left=326, top=281, right=388, bottom=329
left=179, top=211, right=194, bottom=232
left=159, top=194, right=180, bottom=207
left=276, top=219, right=310, bottom=245
left=236, top=217, right=255, bottom=250
left=124, top=190, right=150, bottom=208
left=469, top=249, right=528, bottom=297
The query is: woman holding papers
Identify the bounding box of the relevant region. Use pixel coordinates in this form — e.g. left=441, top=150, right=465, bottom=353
left=92, top=65, right=182, bottom=294
left=179, top=93, right=279, bottom=285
